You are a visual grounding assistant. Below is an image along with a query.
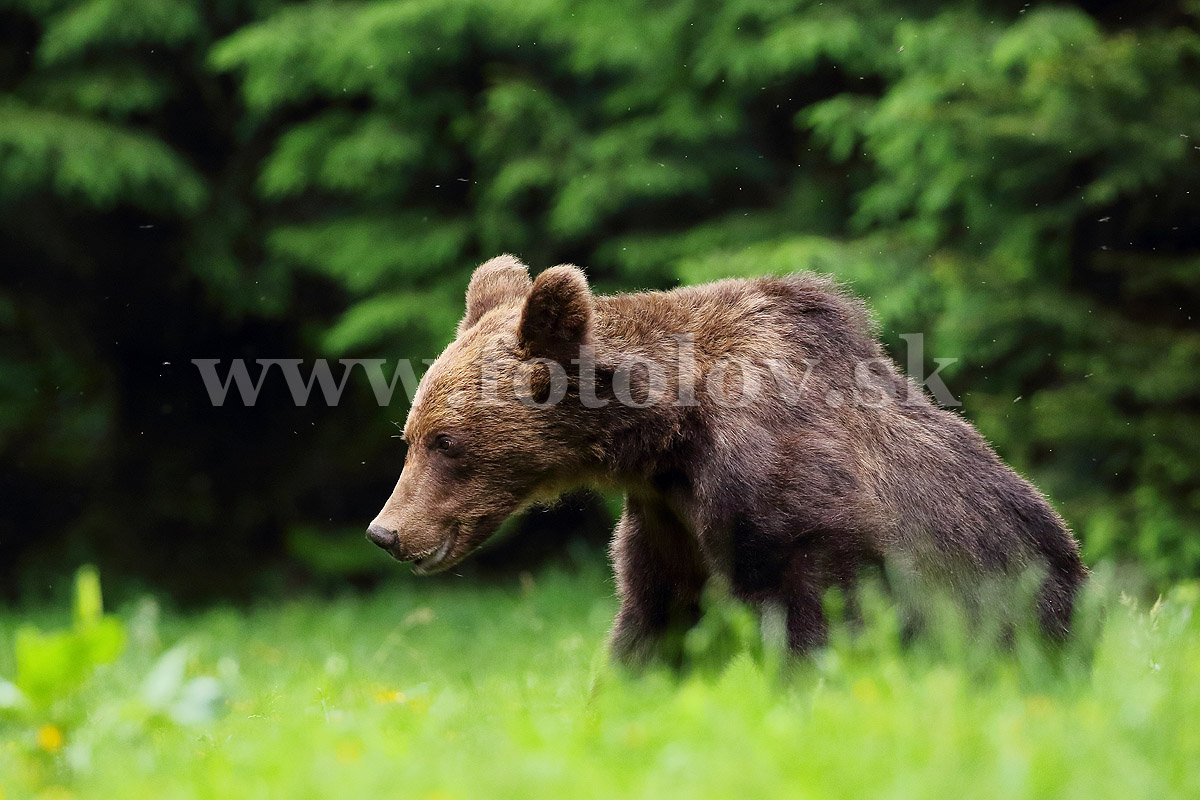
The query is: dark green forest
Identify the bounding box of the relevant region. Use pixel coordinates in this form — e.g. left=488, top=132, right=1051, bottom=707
left=1, top=0, right=1198, bottom=599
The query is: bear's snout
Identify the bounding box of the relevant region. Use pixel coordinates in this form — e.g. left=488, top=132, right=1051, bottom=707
left=366, top=524, right=399, bottom=551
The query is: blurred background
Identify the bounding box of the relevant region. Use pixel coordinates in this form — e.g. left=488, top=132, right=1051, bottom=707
left=0, top=0, right=1197, bottom=603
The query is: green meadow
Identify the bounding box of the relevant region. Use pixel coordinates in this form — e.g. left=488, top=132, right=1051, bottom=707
left=3, top=0, right=1198, bottom=797
left=2, top=564, right=1197, bottom=799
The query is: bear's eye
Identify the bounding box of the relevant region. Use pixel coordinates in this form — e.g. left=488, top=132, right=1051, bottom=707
left=431, top=433, right=458, bottom=456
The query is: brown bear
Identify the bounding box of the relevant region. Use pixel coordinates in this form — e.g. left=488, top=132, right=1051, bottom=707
left=367, top=255, right=1087, bottom=662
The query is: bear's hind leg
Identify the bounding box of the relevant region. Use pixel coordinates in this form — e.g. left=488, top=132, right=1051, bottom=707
left=609, top=496, right=708, bottom=667
left=773, top=534, right=873, bottom=654
left=729, top=526, right=839, bottom=655
left=780, top=546, right=831, bottom=653
left=1037, top=556, right=1088, bottom=642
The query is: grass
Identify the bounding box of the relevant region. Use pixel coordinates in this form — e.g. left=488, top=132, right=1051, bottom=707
left=1, top=561, right=1199, bottom=799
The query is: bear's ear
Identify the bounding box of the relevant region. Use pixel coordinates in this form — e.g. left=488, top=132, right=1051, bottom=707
left=458, top=254, right=532, bottom=335
left=518, top=265, right=593, bottom=360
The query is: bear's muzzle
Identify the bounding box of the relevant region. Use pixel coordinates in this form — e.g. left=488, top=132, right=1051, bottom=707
left=366, top=524, right=399, bottom=552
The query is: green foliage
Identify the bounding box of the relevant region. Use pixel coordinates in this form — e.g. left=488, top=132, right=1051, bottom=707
left=0, top=568, right=230, bottom=784
left=1, top=0, right=1197, bottom=590
left=2, top=563, right=1200, bottom=797
left=10, top=567, right=125, bottom=708
left=37, top=0, right=204, bottom=64
left=0, top=99, right=205, bottom=209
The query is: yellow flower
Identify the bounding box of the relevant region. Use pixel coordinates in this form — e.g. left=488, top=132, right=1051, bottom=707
left=374, top=689, right=406, bottom=705
left=36, top=725, right=63, bottom=753
left=336, top=741, right=362, bottom=763
left=1026, top=695, right=1054, bottom=716
left=852, top=678, right=880, bottom=704
left=36, top=788, right=74, bottom=800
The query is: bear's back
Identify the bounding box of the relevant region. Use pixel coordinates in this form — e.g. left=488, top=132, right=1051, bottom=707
left=594, top=272, right=881, bottom=372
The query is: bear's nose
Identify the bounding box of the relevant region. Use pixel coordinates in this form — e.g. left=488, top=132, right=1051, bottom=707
left=366, top=524, right=398, bottom=549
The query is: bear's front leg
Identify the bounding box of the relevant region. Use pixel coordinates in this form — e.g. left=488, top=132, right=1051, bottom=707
left=608, top=496, right=708, bottom=667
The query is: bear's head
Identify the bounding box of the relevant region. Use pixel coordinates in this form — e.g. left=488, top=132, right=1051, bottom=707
left=366, top=255, right=598, bottom=573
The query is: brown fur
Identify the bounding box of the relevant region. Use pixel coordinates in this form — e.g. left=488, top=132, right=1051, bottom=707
left=368, top=256, right=1088, bottom=660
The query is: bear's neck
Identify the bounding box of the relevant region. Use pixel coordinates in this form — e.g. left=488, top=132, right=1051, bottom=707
left=573, top=296, right=706, bottom=482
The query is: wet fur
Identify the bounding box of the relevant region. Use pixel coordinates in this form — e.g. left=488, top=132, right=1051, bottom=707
left=376, top=257, right=1088, bottom=661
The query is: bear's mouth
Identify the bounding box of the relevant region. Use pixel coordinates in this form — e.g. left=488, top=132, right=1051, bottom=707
left=409, top=512, right=508, bottom=576
left=411, top=528, right=458, bottom=575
